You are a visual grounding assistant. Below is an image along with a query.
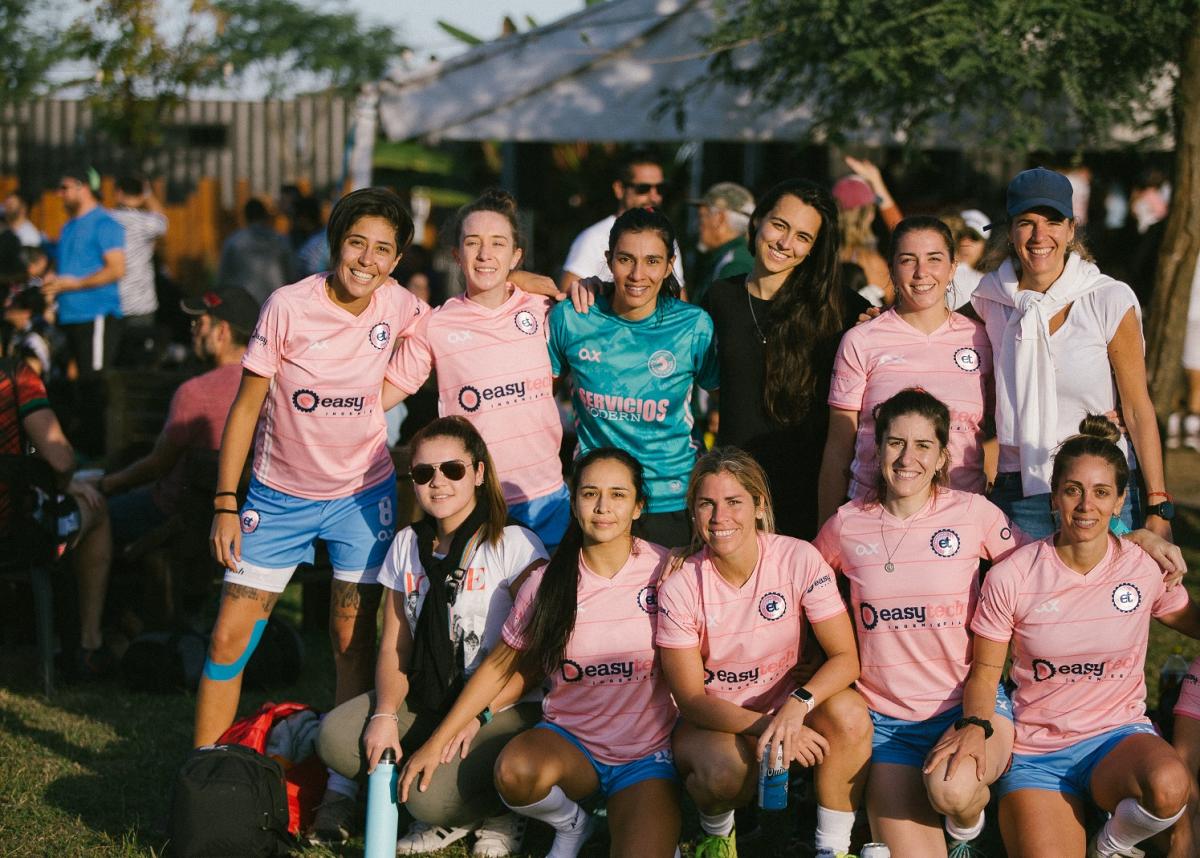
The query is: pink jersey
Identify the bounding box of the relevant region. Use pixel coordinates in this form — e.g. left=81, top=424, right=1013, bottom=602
left=387, top=287, right=563, bottom=504
left=1174, top=655, right=1200, bottom=722
left=813, top=489, right=1022, bottom=720
left=243, top=275, right=427, bottom=499
left=828, top=309, right=993, bottom=498
left=972, top=537, right=1188, bottom=754
left=501, top=539, right=676, bottom=763
left=656, top=532, right=847, bottom=713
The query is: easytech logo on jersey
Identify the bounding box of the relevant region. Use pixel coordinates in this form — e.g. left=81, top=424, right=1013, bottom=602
left=560, top=656, right=654, bottom=684
left=859, top=597, right=969, bottom=631
left=702, top=653, right=795, bottom=688
left=930, top=528, right=962, bottom=557
left=368, top=321, right=391, bottom=350
left=1112, top=583, right=1142, bottom=613
left=456, top=373, right=552, bottom=413
left=291, top=388, right=379, bottom=415
left=637, top=585, right=659, bottom=614
left=953, top=347, right=981, bottom=372
left=1032, top=653, right=1138, bottom=682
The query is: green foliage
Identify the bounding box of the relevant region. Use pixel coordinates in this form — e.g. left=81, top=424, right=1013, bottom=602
left=437, top=19, right=485, bottom=46
left=705, top=0, right=1197, bottom=150
left=0, top=0, right=73, bottom=101
left=211, top=0, right=405, bottom=98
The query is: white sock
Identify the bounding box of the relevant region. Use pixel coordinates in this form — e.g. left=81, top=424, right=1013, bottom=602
left=944, top=810, right=985, bottom=842
left=814, top=805, right=856, bottom=852
left=503, top=786, right=591, bottom=858
left=325, top=769, right=358, bottom=799
left=698, top=809, right=735, bottom=837
left=1096, top=798, right=1185, bottom=854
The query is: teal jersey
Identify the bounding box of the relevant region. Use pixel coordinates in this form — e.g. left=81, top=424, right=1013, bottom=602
left=548, top=295, right=720, bottom=512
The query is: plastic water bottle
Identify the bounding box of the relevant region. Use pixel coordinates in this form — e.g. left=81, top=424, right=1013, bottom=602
left=757, top=742, right=788, bottom=810
left=860, top=844, right=893, bottom=857
left=364, top=749, right=398, bottom=858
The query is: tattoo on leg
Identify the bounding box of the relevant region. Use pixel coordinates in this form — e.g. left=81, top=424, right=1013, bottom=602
left=224, top=582, right=279, bottom=614
left=331, top=580, right=362, bottom=611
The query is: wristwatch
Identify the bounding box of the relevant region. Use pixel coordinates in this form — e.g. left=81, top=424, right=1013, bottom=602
left=790, top=687, right=815, bottom=713
left=954, top=716, right=994, bottom=740
left=476, top=706, right=493, bottom=726
left=1145, top=500, right=1176, bottom=521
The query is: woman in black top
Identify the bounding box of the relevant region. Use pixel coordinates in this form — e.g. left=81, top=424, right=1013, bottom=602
left=703, top=179, right=870, bottom=539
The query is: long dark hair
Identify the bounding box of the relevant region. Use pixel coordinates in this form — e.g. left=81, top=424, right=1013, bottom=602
left=518, top=447, right=647, bottom=677
left=749, top=179, right=845, bottom=424
left=407, top=416, right=508, bottom=544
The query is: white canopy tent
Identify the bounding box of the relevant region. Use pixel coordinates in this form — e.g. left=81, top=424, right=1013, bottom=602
left=376, top=0, right=817, bottom=143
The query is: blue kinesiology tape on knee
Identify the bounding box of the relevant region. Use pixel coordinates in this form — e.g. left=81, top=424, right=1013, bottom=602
left=203, top=618, right=268, bottom=681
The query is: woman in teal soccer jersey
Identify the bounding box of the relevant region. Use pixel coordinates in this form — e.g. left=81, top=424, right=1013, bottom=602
left=548, top=207, right=719, bottom=548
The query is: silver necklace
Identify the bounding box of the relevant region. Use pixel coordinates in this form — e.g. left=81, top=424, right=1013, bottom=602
left=880, top=508, right=918, bottom=573
left=746, top=286, right=767, bottom=344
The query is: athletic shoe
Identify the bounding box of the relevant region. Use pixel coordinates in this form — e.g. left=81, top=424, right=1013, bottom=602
left=306, top=792, right=357, bottom=844
left=1185, top=413, right=1200, bottom=452
left=1087, top=831, right=1146, bottom=858
left=395, top=820, right=475, bottom=854
left=694, top=829, right=738, bottom=858
left=948, top=839, right=988, bottom=857
left=473, top=812, right=526, bottom=857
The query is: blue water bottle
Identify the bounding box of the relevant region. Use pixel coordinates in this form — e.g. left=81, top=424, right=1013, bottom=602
left=364, top=748, right=399, bottom=857
left=757, top=742, right=788, bottom=810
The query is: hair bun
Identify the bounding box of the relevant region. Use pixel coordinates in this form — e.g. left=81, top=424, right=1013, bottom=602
left=1077, top=414, right=1121, bottom=445
left=477, top=187, right=518, bottom=216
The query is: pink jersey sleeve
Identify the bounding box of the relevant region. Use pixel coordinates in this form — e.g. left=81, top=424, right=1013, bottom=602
left=797, top=541, right=847, bottom=624
left=654, top=560, right=703, bottom=649
left=976, top=496, right=1021, bottom=563
left=1175, top=656, right=1200, bottom=721
left=1151, top=578, right=1191, bottom=618
left=812, top=513, right=844, bottom=572
left=385, top=311, right=434, bottom=394
left=970, top=555, right=1019, bottom=644
left=500, top=564, right=543, bottom=651
left=242, top=290, right=284, bottom=377
left=827, top=327, right=867, bottom=410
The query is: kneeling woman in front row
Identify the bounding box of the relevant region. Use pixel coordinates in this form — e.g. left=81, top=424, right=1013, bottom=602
left=966, top=417, right=1200, bottom=858
left=401, top=447, right=680, bottom=858
left=315, top=416, right=548, bottom=854
left=656, top=448, right=872, bottom=856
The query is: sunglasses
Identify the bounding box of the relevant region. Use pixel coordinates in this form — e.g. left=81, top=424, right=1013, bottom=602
left=626, top=182, right=664, bottom=195
left=409, top=460, right=470, bottom=484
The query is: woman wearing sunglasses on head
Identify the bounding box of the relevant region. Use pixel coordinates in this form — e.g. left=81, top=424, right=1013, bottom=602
left=315, top=416, right=548, bottom=856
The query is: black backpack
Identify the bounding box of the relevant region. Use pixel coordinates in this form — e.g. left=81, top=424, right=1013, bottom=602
left=168, top=743, right=294, bottom=857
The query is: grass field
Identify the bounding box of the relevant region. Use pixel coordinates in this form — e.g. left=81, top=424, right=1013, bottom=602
left=1, top=507, right=1197, bottom=857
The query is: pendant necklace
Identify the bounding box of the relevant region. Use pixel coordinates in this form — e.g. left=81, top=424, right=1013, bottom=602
left=746, top=286, right=767, bottom=344
left=880, top=508, right=918, bottom=573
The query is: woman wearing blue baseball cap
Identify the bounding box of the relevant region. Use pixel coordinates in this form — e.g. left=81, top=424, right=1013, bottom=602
left=971, top=167, right=1172, bottom=540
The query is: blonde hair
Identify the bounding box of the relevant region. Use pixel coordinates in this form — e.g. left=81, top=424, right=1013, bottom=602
left=685, top=447, right=775, bottom=556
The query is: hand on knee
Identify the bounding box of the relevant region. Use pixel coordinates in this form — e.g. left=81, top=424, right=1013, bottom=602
left=926, top=773, right=986, bottom=820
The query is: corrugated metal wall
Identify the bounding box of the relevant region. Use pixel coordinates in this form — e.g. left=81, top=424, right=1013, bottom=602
left=0, top=94, right=352, bottom=209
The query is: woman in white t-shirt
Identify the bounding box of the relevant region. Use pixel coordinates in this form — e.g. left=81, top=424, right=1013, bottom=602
left=315, top=416, right=548, bottom=855
left=972, top=167, right=1171, bottom=541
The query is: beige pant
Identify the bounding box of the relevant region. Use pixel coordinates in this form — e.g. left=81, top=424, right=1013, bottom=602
left=316, top=690, right=540, bottom=828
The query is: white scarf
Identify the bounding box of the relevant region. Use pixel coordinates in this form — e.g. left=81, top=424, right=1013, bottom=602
left=974, top=254, right=1120, bottom=495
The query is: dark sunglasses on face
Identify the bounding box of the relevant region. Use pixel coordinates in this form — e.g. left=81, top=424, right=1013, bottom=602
left=409, top=460, right=469, bottom=484
left=627, top=182, right=664, bottom=195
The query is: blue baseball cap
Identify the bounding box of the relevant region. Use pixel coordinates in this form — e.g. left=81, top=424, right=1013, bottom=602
left=1006, top=167, right=1073, bottom=219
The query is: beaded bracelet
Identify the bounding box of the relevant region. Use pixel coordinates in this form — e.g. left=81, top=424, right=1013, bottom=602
left=369, top=712, right=399, bottom=722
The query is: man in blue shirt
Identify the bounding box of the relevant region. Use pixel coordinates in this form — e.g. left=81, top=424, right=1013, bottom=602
left=43, top=167, right=126, bottom=456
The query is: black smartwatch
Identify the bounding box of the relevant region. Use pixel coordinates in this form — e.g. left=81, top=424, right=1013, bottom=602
left=790, top=687, right=815, bottom=712
left=1146, top=500, right=1176, bottom=521
left=954, top=716, right=994, bottom=740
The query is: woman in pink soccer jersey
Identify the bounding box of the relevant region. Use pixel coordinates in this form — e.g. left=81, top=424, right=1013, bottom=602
left=958, top=417, right=1200, bottom=858
left=400, top=447, right=681, bottom=858
left=815, top=388, right=1021, bottom=857
left=656, top=447, right=871, bottom=857
left=818, top=216, right=993, bottom=527
left=202, top=189, right=429, bottom=750
left=385, top=189, right=570, bottom=549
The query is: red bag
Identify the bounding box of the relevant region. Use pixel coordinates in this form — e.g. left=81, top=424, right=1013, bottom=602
left=218, top=701, right=328, bottom=836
